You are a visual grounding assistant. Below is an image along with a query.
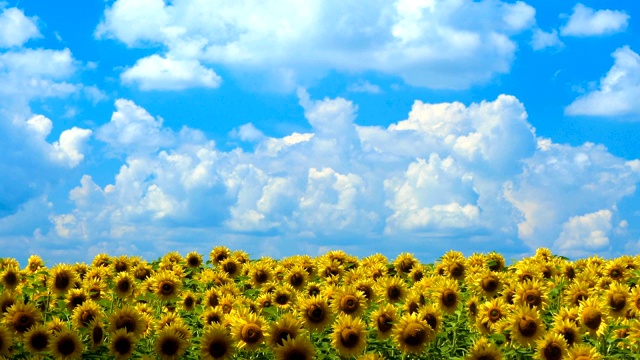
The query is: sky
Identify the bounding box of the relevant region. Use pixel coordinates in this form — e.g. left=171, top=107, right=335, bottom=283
left=1, top=0, right=640, bottom=265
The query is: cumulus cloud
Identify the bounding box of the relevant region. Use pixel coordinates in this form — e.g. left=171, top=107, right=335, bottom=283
left=560, top=3, right=629, bottom=37
left=347, top=80, right=382, bottom=94
left=0, top=6, right=40, bottom=48
left=96, top=0, right=536, bottom=90
left=41, top=92, right=639, bottom=261
left=565, top=46, right=640, bottom=117
left=530, top=29, right=564, bottom=51
left=121, top=55, right=222, bottom=90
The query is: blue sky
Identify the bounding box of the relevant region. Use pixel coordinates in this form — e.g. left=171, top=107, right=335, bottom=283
left=1, top=0, right=640, bottom=265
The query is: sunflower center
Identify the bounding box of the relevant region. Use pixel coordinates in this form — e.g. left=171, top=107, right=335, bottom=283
left=284, top=349, right=308, bottom=360
left=57, top=337, right=76, bottom=355
left=14, top=312, right=34, bottom=332
left=3, top=272, right=17, bottom=286
left=488, top=309, right=502, bottom=322
left=356, top=285, right=372, bottom=300
left=276, top=294, right=289, bottom=305
left=325, top=266, right=340, bottom=277
left=206, top=314, right=220, bottom=325
left=135, top=268, right=151, bottom=280
left=543, top=342, right=563, bottom=360
left=114, top=337, right=132, bottom=354
left=117, top=315, right=137, bottom=333
left=1, top=299, right=15, bottom=313
left=160, top=282, right=174, bottom=295
left=30, top=332, right=49, bottom=351
left=241, top=324, right=263, bottom=343
left=610, top=293, right=626, bottom=311
left=400, top=259, right=414, bottom=273
left=481, top=277, right=498, bottom=292
left=187, top=257, right=201, bottom=267
left=610, top=268, right=622, bottom=280
left=70, top=295, right=85, bottom=308
left=477, top=355, right=497, bottom=360
left=442, top=290, right=457, bottom=308
left=565, top=267, right=575, bottom=279
left=524, top=290, right=541, bottom=307
left=339, top=327, right=360, bottom=348
left=92, top=326, right=104, bottom=344
left=518, top=316, right=538, bottom=337
left=387, top=287, right=401, bottom=301
left=573, top=291, right=588, bottom=305
left=209, top=340, right=227, bottom=357
left=118, top=280, right=131, bottom=293
left=308, top=305, right=325, bottom=323
left=255, top=270, right=268, bottom=283
left=340, top=295, right=359, bottom=313
left=184, top=297, right=194, bottom=308
left=223, top=261, right=237, bottom=275
left=582, top=308, right=602, bottom=330
left=449, top=263, right=464, bottom=278
left=55, top=273, right=70, bottom=290
left=377, top=314, right=393, bottom=333
left=423, top=313, right=438, bottom=331
left=408, top=302, right=419, bottom=314
left=562, top=330, right=575, bottom=346
left=275, top=329, right=292, bottom=346
left=290, top=273, right=304, bottom=287
left=81, top=310, right=95, bottom=325
left=403, top=323, right=427, bottom=347
left=161, top=338, right=180, bottom=355
left=412, top=271, right=424, bottom=282
left=115, top=262, right=128, bottom=273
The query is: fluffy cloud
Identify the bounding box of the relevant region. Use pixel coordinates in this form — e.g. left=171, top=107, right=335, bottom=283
left=0, top=6, right=40, bottom=48
left=565, top=46, right=640, bottom=117
left=96, top=0, right=536, bottom=90
left=42, top=92, right=639, bottom=261
left=560, top=4, right=629, bottom=37
left=121, top=55, right=221, bottom=90
left=530, top=29, right=564, bottom=51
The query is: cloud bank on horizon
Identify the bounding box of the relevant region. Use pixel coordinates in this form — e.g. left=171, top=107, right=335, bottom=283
left=1, top=1, right=639, bottom=264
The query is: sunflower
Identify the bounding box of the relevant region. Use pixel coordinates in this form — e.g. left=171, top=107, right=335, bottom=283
left=152, top=270, right=183, bottom=301
left=433, top=277, right=461, bottom=314
left=476, top=298, right=510, bottom=335
left=305, top=282, right=322, bottom=297
left=48, top=328, right=84, bottom=360
left=200, top=324, right=235, bottom=360
left=0, top=265, right=21, bottom=290
left=501, top=281, right=517, bottom=305
left=247, top=261, right=274, bottom=288
left=331, top=285, right=367, bottom=317
left=49, top=264, right=78, bottom=295
left=378, top=276, right=407, bottom=304
left=467, top=295, right=481, bottom=319
left=552, top=319, right=582, bottom=347
left=89, top=319, right=105, bottom=349
left=393, top=313, right=434, bottom=355
left=219, top=257, right=242, bottom=278
left=266, top=313, right=305, bottom=349
left=133, top=263, right=153, bottom=281
left=394, top=253, right=418, bottom=275
left=274, top=336, right=316, bottom=360
left=516, top=279, right=548, bottom=309
left=486, top=251, right=506, bottom=272
left=331, top=314, right=368, bottom=358
left=419, top=303, right=442, bottom=334
left=218, top=294, right=237, bottom=314
left=566, top=343, right=603, bottom=360
left=185, top=251, right=203, bottom=269
left=70, top=299, right=103, bottom=329
left=231, top=312, right=266, bottom=351
left=606, top=282, right=630, bottom=319
left=408, top=264, right=427, bottom=283
left=507, top=305, right=544, bottom=348
left=440, top=250, right=467, bottom=280
left=83, top=278, right=107, bottom=301
left=604, top=258, right=628, bottom=283
left=210, top=246, right=231, bottom=265
left=285, top=265, right=309, bottom=290
left=111, top=255, right=131, bottom=274
left=631, top=286, right=640, bottom=317
left=26, top=255, right=45, bottom=273
left=579, top=296, right=609, bottom=338
left=273, top=283, right=297, bottom=309
left=181, top=291, right=197, bottom=311
left=47, top=317, right=67, bottom=333
left=203, top=287, right=220, bottom=308
left=297, top=295, right=332, bottom=332
left=354, top=279, right=376, bottom=303
left=472, top=269, right=504, bottom=299
left=371, top=303, right=397, bottom=339
left=563, top=281, right=593, bottom=307
left=534, top=332, right=567, bottom=360
left=0, top=291, right=16, bottom=314
left=155, top=326, right=189, bottom=360
left=3, top=302, right=42, bottom=335
left=109, top=328, right=136, bottom=360
left=65, top=288, right=88, bottom=311
left=0, top=325, right=13, bottom=357
left=108, top=306, right=146, bottom=339
left=113, top=272, right=136, bottom=299
left=466, top=337, right=502, bottom=360
left=24, top=324, right=50, bottom=354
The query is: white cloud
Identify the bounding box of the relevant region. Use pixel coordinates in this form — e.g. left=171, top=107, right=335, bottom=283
left=232, top=123, right=264, bottom=143
left=560, top=3, right=629, bottom=37
left=565, top=46, right=640, bottom=117
left=0, top=6, right=40, bottom=48
left=97, top=0, right=536, bottom=90
left=530, top=28, right=564, bottom=51
left=51, top=127, right=93, bottom=167
left=555, top=210, right=612, bottom=256
left=347, top=80, right=382, bottom=94
left=121, top=54, right=222, bottom=90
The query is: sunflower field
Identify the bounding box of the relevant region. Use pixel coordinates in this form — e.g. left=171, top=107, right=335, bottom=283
left=1, top=247, right=640, bottom=359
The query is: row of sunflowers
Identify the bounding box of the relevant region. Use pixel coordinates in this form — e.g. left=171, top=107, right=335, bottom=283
left=0, top=247, right=639, bottom=359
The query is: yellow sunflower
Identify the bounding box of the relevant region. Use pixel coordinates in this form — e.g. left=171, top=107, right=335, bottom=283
left=476, top=298, right=510, bottom=335
left=219, top=257, right=242, bottom=278
left=331, top=285, right=367, bottom=317
left=552, top=319, right=582, bottom=348
left=0, top=291, right=17, bottom=314
left=272, top=283, right=297, bottom=309
left=535, top=332, right=567, bottom=360
left=154, top=326, right=189, bottom=360
left=3, top=302, right=42, bottom=335
left=0, top=325, right=13, bottom=357
left=72, top=299, right=104, bottom=328
left=200, top=324, right=235, bottom=360
left=606, top=282, right=630, bottom=319
left=471, top=269, right=504, bottom=299
left=567, top=343, right=603, bottom=360
left=466, top=337, right=502, bottom=360
left=247, top=261, right=274, bottom=288
left=181, top=290, right=197, bottom=312
left=113, top=272, right=136, bottom=299
left=83, top=277, right=107, bottom=301
left=516, top=279, right=549, bottom=309
left=433, top=277, right=461, bottom=315
left=563, top=281, right=593, bottom=307
left=284, top=265, right=309, bottom=290
left=231, top=312, right=266, bottom=351
left=26, top=255, right=45, bottom=273
left=394, top=252, right=418, bottom=276
left=393, top=312, right=435, bottom=355
left=210, top=246, right=231, bottom=265
left=507, top=305, right=544, bottom=348
left=419, top=303, right=442, bottom=334
left=151, top=270, right=183, bottom=301
left=331, top=314, right=368, bottom=358
left=111, top=255, right=131, bottom=274
left=88, top=319, right=105, bottom=350
left=371, top=303, right=397, bottom=339
left=48, top=264, right=78, bottom=295
left=578, top=296, right=609, bottom=338
left=266, top=313, right=305, bottom=349
left=48, top=328, right=84, bottom=360
left=274, top=336, right=316, bottom=360
left=603, top=258, right=629, bottom=283
left=65, top=288, right=88, bottom=311
left=0, top=264, right=21, bottom=291
left=108, top=305, right=146, bottom=339
left=440, top=250, right=467, bottom=280
left=109, top=328, right=136, bottom=360
left=133, top=263, right=153, bottom=281
left=377, top=276, right=407, bottom=304
left=185, top=251, right=203, bottom=268
left=24, top=324, right=51, bottom=354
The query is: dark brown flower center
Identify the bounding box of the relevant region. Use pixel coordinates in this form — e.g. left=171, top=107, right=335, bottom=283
left=276, top=294, right=289, bottom=305
left=325, top=266, right=340, bottom=277
left=275, top=329, right=293, bottom=346
left=339, top=327, right=360, bottom=348
left=187, top=256, right=201, bottom=267
left=562, top=329, right=575, bottom=346
left=92, top=326, right=104, bottom=344
left=161, top=337, right=179, bottom=355
left=582, top=308, right=602, bottom=330
left=572, top=291, right=588, bottom=305
left=422, top=313, right=438, bottom=331
left=488, top=308, right=502, bottom=322
left=117, top=315, right=137, bottom=333
left=307, top=304, right=325, bottom=323
left=481, top=277, right=498, bottom=293
left=57, top=336, right=76, bottom=355
left=1, top=299, right=15, bottom=313
left=241, top=323, right=262, bottom=344
left=184, top=297, right=194, bottom=308
left=524, top=290, right=541, bottom=307
left=209, top=340, right=227, bottom=357
left=115, top=262, right=128, bottom=273
left=565, top=267, right=575, bottom=279
left=400, top=259, right=414, bottom=273
left=55, top=273, right=70, bottom=290
left=3, top=272, right=17, bottom=287
left=340, top=295, right=359, bottom=314
left=114, top=336, right=132, bottom=354
left=610, top=293, right=626, bottom=311
left=223, top=261, right=237, bottom=275
left=387, top=287, right=401, bottom=301
left=408, top=302, right=419, bottom=314
left=518, top=316, right=538, bottom=337
left=13, top=312, right=35, bottom=332
left=610, top=268, right=623, bottom=280
left=356, top=285, right=372, bottom=300
left=402, top=323, right=427, bottom=346
left=284, top=349, right=308, bottom=360
left=255, top=270, right=268, bottom=283
left=81, top=310, right=95, bottom=325
left=543, top=342, right=563, bottom=360
left=117, top=280, right=131, bottom=293
left=441, top=290, right=457, bottom=308
left=30, top=332, right=49, bottom=351
left=134, top=268, right=151, bottom=280
left=449, top=263, right=464, bottom=278
left=290, top=273, right=304, bottom=287
left=160, top=281, right=174, bottom=295
left=377, top=314, right=393, bottom=333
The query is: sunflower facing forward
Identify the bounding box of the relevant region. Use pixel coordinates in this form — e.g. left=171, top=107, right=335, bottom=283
left=152, top=270, right=183, bottom=302
left=331, top=314, right=368, bottom=358
left=200, top=324, right=235, bottom=360
left=535, top=332, right=568, bottom=360
left=297, top=295, right=333, bottom=332
left=507, top=305, right=544, bottom=348
left=274, top=336, right=316, bottom=360
left=109, top=328, right=136, bottom=360
left=4, top=302, right=42, bottom=335
left=393, top=313, right=435, bottom=355
left=155, top=326, right=190, bottom=360
left=231, top=312, right=267, bottom=351
left=48, top=328, right=84, bottom=360
left=466, top=337, right=502, bottom=360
